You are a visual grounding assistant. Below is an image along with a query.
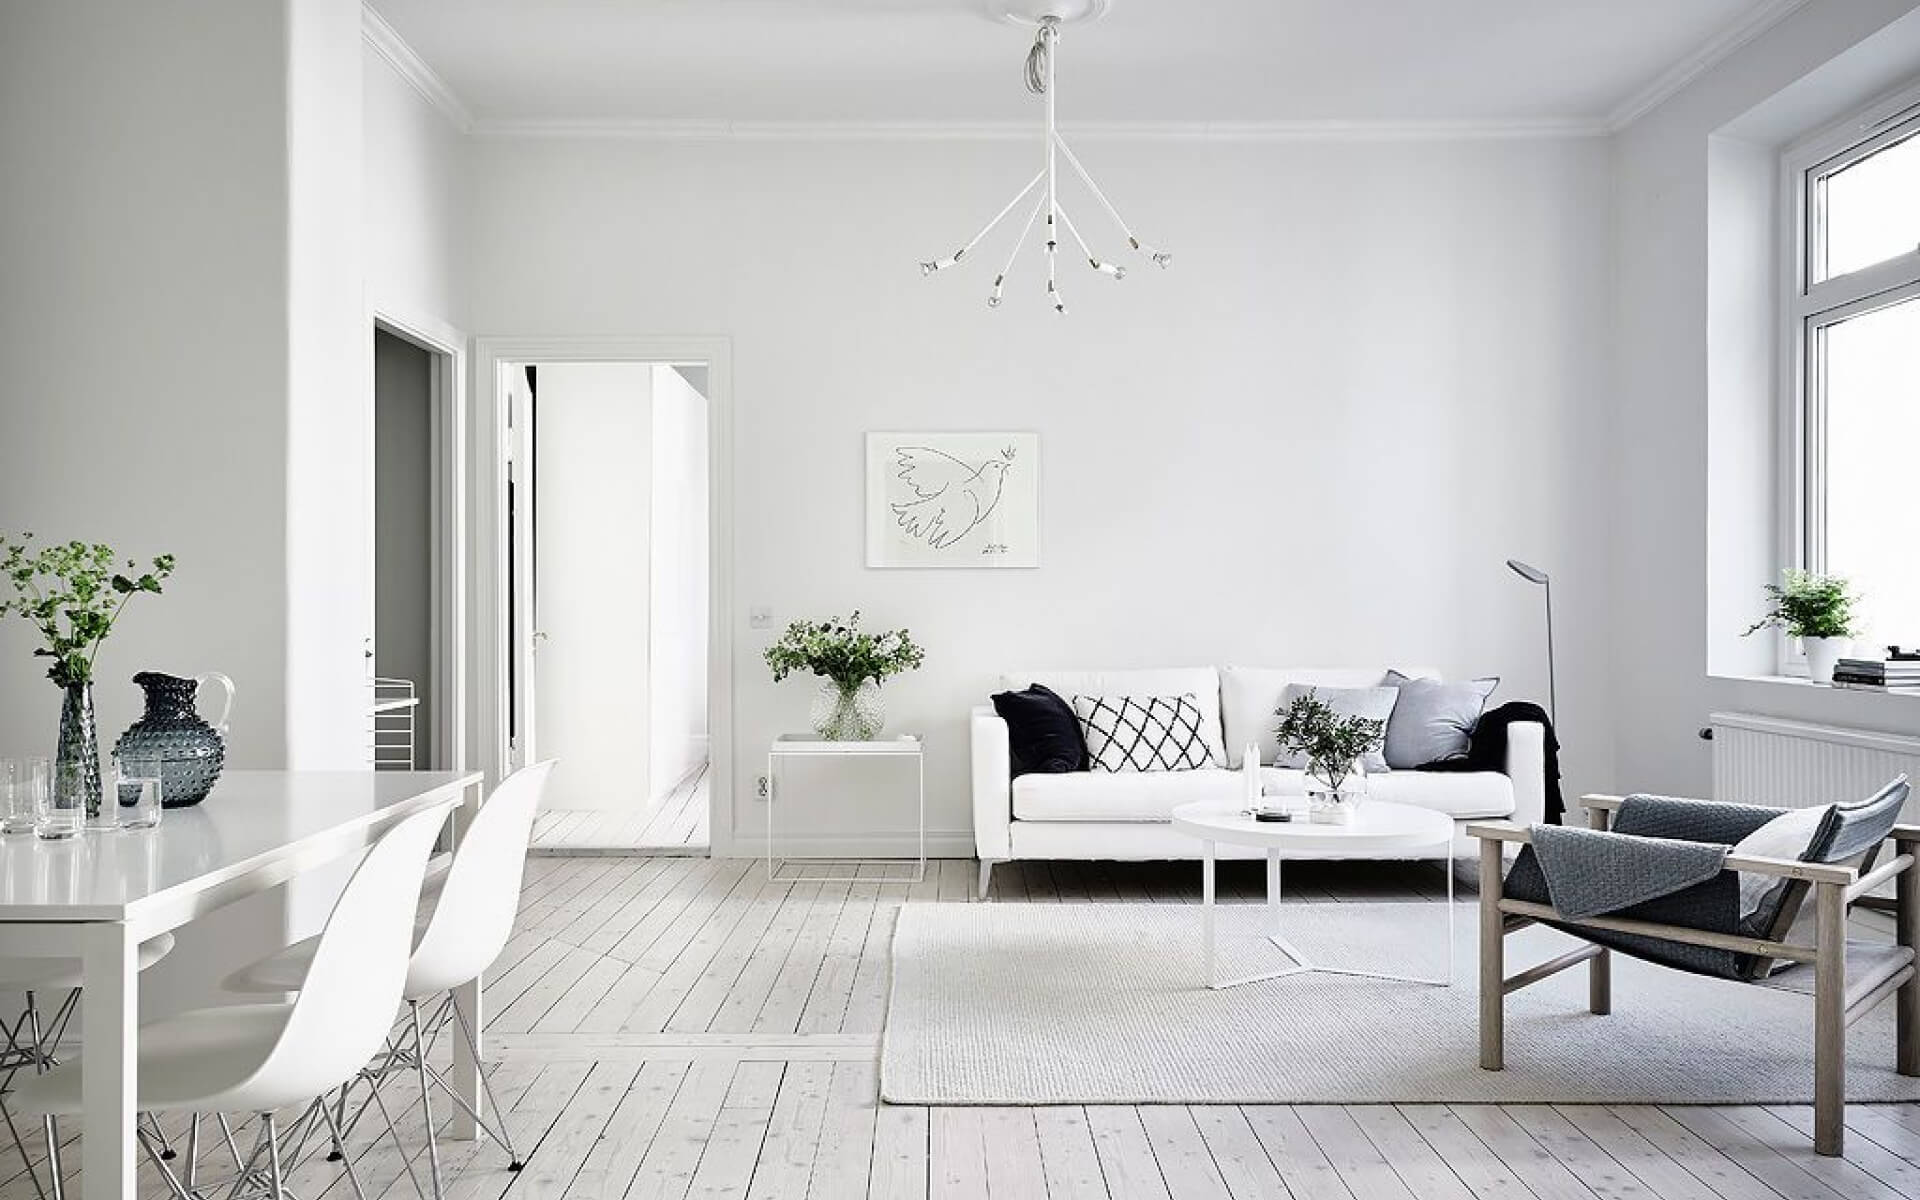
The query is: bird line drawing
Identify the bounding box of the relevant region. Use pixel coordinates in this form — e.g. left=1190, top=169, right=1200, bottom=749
left=888, top=443, right=1018, bottom=551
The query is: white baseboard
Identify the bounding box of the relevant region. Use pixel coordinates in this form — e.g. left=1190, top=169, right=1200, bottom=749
left=726, top=829, right=975, bottom=860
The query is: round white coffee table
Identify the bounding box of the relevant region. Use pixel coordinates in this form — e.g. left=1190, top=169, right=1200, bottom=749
left=1170, top=800, right=1456, bottom=990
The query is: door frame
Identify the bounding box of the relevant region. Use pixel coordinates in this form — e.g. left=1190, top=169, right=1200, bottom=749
left=370, top=308, right=467, bottom=772
left=474, top=335, right=735, bottom=853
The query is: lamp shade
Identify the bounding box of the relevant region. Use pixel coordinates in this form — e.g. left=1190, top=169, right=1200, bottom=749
left=1506, top=559, right=1549, bottom=586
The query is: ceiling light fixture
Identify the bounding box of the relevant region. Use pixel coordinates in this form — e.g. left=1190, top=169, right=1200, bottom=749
left=920, top=0, right=1169, bottom=313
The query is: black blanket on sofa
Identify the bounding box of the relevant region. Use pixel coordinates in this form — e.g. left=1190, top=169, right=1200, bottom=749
left=1415, top=700, right=1564, bottom=824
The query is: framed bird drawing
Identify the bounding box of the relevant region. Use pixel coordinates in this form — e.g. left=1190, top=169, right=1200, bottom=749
left=865, top=432, right=1039, bottom=568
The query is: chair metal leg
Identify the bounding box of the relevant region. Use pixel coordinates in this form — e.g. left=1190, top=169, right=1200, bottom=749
left=1478, top=836, right=1505, bottom=1071
left=1898, top=833, right=1920, bottom=1076
left=318, top=1096, right=370, bottom=1200
left=367, top=1069, right=432, bottom=1200
left=409, top=1002, right=445, bottom=1200
left=449, top=995, right=523, bottom=1169
left=1814, top=879, right=1846, bottom=1157
left=263, top=1114, right=286, bottom=1200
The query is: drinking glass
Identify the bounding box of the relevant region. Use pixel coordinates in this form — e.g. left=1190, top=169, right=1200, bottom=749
left=1, top=757, right=47, bottom=835
left=39, top=762, right=87, bottom=840
left=114, top=752, right=163, bottom=830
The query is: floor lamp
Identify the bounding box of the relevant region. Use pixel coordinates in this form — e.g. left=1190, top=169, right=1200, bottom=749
left=1506, top=559, right=1555, bottom=725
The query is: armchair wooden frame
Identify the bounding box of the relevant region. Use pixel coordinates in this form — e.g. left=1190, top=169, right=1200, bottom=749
left=1467, top=793, right=1920, bottom=1157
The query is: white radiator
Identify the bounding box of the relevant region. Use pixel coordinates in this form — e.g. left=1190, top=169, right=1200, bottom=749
left=1710, top=712, right=1920, bottom=812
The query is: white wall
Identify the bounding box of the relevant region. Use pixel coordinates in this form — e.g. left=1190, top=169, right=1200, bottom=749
left=364, top=39, right=469, bottom=330
left=649, top=365, right=710, bottom=796
left=533, top=363, right=654, bottom=810
left=1611, top=0, right=1920, bottom=797
left=466, top=135, right=1618, bottom=854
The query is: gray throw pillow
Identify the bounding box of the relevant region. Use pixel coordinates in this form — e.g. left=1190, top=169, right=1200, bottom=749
left=1273, top=684, right=1395, bottom=773
left=1382, top=671, right=1498, bottom=768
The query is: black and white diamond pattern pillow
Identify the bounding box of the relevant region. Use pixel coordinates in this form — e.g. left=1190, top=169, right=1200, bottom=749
left=1071, top=693, right=1216, bottom=773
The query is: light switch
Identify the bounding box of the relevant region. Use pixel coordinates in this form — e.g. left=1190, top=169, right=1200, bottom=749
left=749, top=605, right=774, bottom=630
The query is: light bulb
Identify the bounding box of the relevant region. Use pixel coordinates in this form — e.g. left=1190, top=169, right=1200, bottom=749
left=1151, top=251, right=1173, bottom=268
left=920, top=253, right=961, bottom=276
left=1091, top=260, right=1125, bottom=279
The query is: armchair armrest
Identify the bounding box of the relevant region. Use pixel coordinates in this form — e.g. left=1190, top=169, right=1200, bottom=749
left=971, top=705, right=1012, bottom=861
left=1504, top=721, right=1547, bottom=826
left=1466, top=821, right=1860, bottom=885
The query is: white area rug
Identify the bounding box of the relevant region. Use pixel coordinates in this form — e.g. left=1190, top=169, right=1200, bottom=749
left=881, top=901, right=1920, bottom=1105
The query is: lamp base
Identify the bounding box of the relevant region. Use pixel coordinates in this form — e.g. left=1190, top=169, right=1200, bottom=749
left=984, top=0, right=1111, bottom=27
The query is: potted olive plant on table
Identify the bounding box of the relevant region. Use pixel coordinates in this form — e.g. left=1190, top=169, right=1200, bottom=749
left=1745, top=569, right=1858, bottom=684
left=0, top=535, right=176, bottom=818
left=1276, top=690, right=1386, bottom=826
left=765, top=611, right=925, bottom=741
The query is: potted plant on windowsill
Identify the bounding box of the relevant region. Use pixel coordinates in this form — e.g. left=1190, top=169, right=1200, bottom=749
left=764, top=611, right=925, bottom=741
left=1745, top=568, right=1859, bottom=684
left=1275, top=691, right=1386, bottom=826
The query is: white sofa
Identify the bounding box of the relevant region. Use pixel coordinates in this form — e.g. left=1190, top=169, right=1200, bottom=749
left=971, top=666, right=1547, bottom=897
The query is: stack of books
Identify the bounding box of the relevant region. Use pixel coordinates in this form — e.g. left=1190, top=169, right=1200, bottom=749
left=1832, top=658, right=1920, bottom=692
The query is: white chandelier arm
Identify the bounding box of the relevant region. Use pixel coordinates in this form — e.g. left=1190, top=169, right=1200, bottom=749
left=990, top=194, right=1047, bottom=308
left=921, top=168, right=1046, bottom=275
left=1052, top=133, right=1173, bottom=267
left=1056, top=205, right=1124, bottom=279
left=1042, top=18, right=1063, bottom=313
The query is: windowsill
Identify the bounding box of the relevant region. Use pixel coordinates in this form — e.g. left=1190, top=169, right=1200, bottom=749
left=1710, top=672, right=1920, bottom=702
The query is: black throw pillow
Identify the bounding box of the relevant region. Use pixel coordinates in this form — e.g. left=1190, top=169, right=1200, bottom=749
left=991, top=683, right=1087, bottom=777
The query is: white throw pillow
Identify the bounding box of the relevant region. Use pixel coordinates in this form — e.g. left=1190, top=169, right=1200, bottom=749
left=1731, top=804, right=1832, bottom=921
left=1072, top=693, right=1215, bottom=773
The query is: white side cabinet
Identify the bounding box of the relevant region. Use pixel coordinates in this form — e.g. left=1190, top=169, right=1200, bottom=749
left=765, top=734, right=925, bottom=884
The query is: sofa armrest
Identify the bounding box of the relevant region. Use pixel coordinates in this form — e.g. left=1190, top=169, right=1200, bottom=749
left=972, top=705, right=1013, bottom=861
left=1504, top=720, right=1548, bottom=827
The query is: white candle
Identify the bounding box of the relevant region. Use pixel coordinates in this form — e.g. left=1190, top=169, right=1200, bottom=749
left=1243, top=743, right=1260, bottom=808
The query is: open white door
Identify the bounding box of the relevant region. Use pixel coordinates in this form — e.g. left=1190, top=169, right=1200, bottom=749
left=525, top=363, right=654, bottom=811
left=506, top=363, right=537, bottom=772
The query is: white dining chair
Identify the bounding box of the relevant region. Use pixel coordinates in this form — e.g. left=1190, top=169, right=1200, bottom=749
left=9, top=802, right=451, bottom=1200
left=222, top=761, right=553, bottom=1200
left=1, top=935, right=179, bottom=1200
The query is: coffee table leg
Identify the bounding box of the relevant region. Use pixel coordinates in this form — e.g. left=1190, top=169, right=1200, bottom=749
left=1202, top=840, right=1217, bottom=988
left=1267, top=848, right=1282, bottom=938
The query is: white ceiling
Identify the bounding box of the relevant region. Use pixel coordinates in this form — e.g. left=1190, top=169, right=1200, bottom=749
left=368, top=0, right=1798, bottom=131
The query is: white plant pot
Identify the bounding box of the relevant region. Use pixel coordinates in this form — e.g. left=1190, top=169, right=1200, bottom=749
left=1804, top=636, right=1849, bottom=684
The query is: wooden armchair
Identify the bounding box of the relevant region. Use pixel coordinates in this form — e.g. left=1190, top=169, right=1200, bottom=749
left=1468, top=788, right=1920, bottom=1157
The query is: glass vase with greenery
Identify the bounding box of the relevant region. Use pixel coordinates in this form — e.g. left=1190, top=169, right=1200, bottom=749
left=1275, top=690, right=1385, bottom=798
left=0, top=535, right=176, bottom=816
left=764, top=611, right=924, bottom=740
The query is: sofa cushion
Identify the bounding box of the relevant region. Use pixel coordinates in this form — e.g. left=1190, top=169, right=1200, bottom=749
left=1260, top=767, right=1514, bottom=819
left=1006, top=668, right=1225, bottom=766
left=1381, top=671, right=1499, bottom=768
left=991, top=683, right=1087, bottom=776
left=1012, top=765, right=1513, bottom=823
left=1220, top=666, right=1439, bottom=764
left=1013, top=768, right=1242, bottom=822
left=1273, top=684, right=1395, bottom=773
left=1073, top=693, right=1216, bottom=773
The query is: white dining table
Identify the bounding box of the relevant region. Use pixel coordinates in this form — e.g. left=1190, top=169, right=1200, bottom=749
left=0, top=769, right=487, bottom=1200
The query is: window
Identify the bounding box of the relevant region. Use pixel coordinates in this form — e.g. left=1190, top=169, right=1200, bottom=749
left=1787, top=94, right=1920, bottom=661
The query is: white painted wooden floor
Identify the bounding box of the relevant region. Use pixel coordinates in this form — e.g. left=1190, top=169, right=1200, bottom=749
left=530, top=765, right=708, bottom=855
left=7, top=855, right=1920, bottom=1200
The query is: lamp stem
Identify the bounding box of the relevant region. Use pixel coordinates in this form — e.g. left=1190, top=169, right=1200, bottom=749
left=1544, top=579, right=1557, bottom=727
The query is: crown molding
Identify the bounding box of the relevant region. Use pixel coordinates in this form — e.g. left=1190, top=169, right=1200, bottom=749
left=362, top=2, right=473, bottom=133
left=1605, top=0, right=1812, bottom=132
left=466, top=116, right=1609, bottom=143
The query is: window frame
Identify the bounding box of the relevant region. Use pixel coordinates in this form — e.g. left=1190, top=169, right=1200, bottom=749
left=1777, top=83, right=1920, bottom=674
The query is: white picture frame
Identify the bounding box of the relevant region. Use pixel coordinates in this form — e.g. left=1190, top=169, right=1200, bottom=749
left=865, top=431, right=1039, bottom=568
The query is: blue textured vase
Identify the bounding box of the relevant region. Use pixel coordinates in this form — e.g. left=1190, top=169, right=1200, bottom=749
left=114, top=672, right=228, bottom=808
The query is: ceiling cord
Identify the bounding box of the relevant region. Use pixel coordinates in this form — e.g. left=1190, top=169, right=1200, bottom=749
left=1024, top=18, right=1057, bottom=96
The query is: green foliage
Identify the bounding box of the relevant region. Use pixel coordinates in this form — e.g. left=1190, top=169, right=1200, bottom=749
left=764, top=611, right=924, bottom=692
left=1744, top=568, right=1858, bottom=640
left=0, top=533, right=176, bottom=688
left=1275, top=690, right=1384, bottom=793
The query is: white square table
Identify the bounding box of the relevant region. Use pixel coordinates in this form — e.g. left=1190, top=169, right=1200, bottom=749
left=0, top=769, right=485, bottom=1200
left=764, top=735, right=924, bottom=884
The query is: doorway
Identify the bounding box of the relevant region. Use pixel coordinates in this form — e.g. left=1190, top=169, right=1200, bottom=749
left=371, top=320, right=463, bottom=771
left=494, top=354, right=719, bottom=854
